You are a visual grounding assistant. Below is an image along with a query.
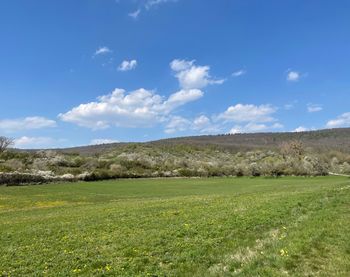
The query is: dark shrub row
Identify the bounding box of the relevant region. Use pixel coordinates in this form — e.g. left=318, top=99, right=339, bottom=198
left=0, top=172, right=48, bottom=186
left=0, top=172, right=75, bottom=186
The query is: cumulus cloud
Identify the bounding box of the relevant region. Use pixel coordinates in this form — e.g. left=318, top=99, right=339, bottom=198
left=14, top=136, right=65, bottom=149
left=170, top=59, right=194, bottom=71
left=90, top=139, right=119, bottom=145
left=94, top=47, right=112, bottom=56
left=118, top=60, right=137, bottom=71
left=165, top=116, right=191, bottom=134
left=293, top=126, right=309, bottom=132
left=164, top=103, right=282, bottom=135
left=60, top=58, right=225, bottom=130
left=165, top=115, right=220, bottom=134
left=193, top=115, right=211, bottom=130
left=307, top=104, right=323, bottom=113
left=59, top=88, right=203, bottom=129
left=163, top=89, right=203, bottom=112
left=232, top=69, right=246, bottom=77
left=0, top=116, right=56, bottom=132
left=215, top=104, right=283, bottom=134
left=326, top=112, right=350, bottom=128
left=217, top=104, right=277, bottom=123
left=170, top=59, right=225, bottom=89
left=286, top=70, right=303, bottom=82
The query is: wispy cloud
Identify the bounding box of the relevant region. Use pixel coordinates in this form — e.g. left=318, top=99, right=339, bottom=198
left=145, top=0, right=178, bottom=10
left=128, top=9, right=141, bottom=19
left=128, top=0, right=179, bottom=18
left=0, top=116, right=56, bottom=132
left=14, top=136, right=66, bottom=149
left=232, top=69, right=246, bottom=77
left=307, top=104, right=323, bottom=113
left=94, top=46, right=112, bottom=57
left=284, top=100, right=298, bottom=110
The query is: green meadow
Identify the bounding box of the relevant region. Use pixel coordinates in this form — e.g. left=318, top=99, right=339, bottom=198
left=1, top=177, right=349, bottom=276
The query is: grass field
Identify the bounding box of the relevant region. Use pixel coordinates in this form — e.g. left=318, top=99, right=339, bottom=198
left=1, top=177, right=350, bottom=276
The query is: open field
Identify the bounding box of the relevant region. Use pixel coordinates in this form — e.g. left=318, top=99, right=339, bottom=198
left=1, top=177, right=350, bottom=276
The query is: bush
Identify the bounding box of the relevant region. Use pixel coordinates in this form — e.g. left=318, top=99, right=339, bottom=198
left=0, top=172, right=47, bottom=186
left=178, top=168, right=197, bottom=177
left=81, top=170, right=113, bottom=181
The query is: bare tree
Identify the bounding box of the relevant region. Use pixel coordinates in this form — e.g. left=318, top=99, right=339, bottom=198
left=0, top=136, right=14, bottom=154
left=280, top=140, right=304, bottom=159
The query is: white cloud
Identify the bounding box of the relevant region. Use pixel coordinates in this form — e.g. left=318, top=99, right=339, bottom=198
left=218, top=104, right=277, bottom=123
left=90, top=139, right=119, bottom=145
left=271, top=123, right=284, bottom=129
left=229, top=123, right=266, bottom=134
left=59, top=88, right=203, bottom=129
left=193, top=115, right=211, bottom=130
left=293, top=126, right=309, bottom=132
left=165, top=115, right=220, bottom=134
left=0, top=116, right=56, bottom=132
left=284, top=100, right=298, bottom=110
left=128, top=0, right=178, bottom=18
left=165, top=116, right=191, bottom=134
left=326, top=112, right=350, bottom=128
left=164, top=113, right=284, bottom=135
left=118, top=60, right=137, bottom=71
left=170, top=59, right=225, bottom=89
left=14, top=136, right=65, bottom=149
left=284, top=104, right=294, bottom=110
left=307, top=104, right=323, bottom=113
left=229, top=122, right=283, bottom=134
left=128, top=9, right=141, bottom=19
left=286, top=70, right=300, bottom=82
left=217, top=104, right=282, bottom=134
left=232, top=69, right=246, bottom=77
left=145, top=0, right=177, bottom=10
left=170, top=59, right=194, bottom=71
left=94, top=47, right=112, bottom=56
left=60, top=59, right=223, bottom=130
left=163, top=101, right=282, bottom=135
left=163, top=89, right=203, bottom=112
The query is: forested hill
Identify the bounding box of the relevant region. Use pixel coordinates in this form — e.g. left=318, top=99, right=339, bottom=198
left=4, top=128, right=350, bottom=183
left=58, top=128, right=350, bottom=155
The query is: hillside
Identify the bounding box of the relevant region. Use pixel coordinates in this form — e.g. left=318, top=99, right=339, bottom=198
left=57, top=128, right=350, bottom=155
left=2, top=128, right=350, bottom=185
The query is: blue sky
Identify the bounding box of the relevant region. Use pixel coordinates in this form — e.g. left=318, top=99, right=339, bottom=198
left=1, top=0, right=350, bottom=148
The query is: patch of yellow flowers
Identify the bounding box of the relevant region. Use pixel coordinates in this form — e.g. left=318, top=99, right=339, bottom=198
left=280, top=248, right=289, bottom=257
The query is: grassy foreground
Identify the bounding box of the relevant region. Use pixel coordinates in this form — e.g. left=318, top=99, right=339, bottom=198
left=0, top=177, right=349, bottom=276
